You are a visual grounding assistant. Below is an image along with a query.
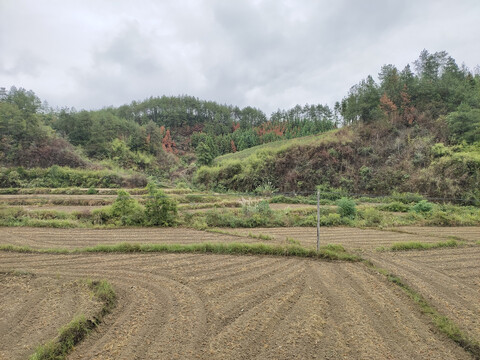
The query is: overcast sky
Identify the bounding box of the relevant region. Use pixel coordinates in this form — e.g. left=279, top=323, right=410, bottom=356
left=1, top=0, right=479, bottom=115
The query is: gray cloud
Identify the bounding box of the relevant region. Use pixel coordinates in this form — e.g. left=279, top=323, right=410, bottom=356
left=1, top=0, right=480, bottom=114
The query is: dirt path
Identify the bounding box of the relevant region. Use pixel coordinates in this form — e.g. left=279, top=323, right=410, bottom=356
left=0, top=272, right=102, bottom=360
left=0, top=252, right=472, bottom=360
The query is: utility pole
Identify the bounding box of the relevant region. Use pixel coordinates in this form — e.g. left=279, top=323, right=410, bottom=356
left=316, top=188, right=320, bottom=252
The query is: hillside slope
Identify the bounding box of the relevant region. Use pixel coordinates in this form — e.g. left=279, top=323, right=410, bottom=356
left=195, top=117, right=480, bottom=201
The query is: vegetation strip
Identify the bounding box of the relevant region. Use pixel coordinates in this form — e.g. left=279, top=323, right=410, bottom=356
left=29, top=279, right=116, bottom=360
left=364, top=261, right=480, bottom=358
left=376, top=239, right=461, bottom=252
left=0, top=242, right=359, bottom=261
left=203, top=227, right=274, bottom=241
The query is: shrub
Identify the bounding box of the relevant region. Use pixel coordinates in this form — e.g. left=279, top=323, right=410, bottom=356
left=110, top=190, right=144, bottom=225
left=256, top=200, right=273, bottom=217
left=359, top=207, right=383, bottom=227
left=391, top=191, right=425, bottom=204
left=144, top=186, right=178, bottom=226
left=412, top=200, right=434, bottom=213
left=337, top=197, right=357, bottom=219
left=254, top=181, right=278, bottom=196
left=380, top=201, right=410, bottom=212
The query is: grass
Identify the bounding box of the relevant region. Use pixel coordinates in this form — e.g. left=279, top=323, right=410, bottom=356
left=204, top=227, right=274, bottom=241
left=29, top=279, right=116, bottom=360
left=364, top=261, right=480, bottom=358
left=214, top=128, right=344, bottom=164
left=376, top=239, right=460, bottom=252
left=0, top=242, right=360, bottom=261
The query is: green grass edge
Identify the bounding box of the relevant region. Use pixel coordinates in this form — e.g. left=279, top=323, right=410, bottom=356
left=0, top=242, right=359, bottom=261
left=376, top=239, right=462, bottom=252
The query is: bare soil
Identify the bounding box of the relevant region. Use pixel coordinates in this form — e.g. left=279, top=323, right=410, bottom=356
left=0, top=272, right=102, bottom=360
left=0, top=252, right=471, bottom=360
left=391, top=226, right=480, bottom=242
left=222, top=226, right=445, bottom=250
left=0, top=227, right=245, bottom=250
left=0, top=226, right=471, bottom=251
left=367, top=246, right=480, bottom=344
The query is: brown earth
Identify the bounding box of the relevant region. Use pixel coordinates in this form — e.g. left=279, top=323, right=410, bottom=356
left=367, top=246, right=480, bottom=345
left=0, top=226, right=473, bottom=252
left=0, top=252, right=472, bottom=360
left=390, top=226, right=480, bottom=242
left=0, top=227, right=245, bottom=250
left=221, top=226, right=447, bottom=251
left=0, top=226, right=450, bottom=251
left=0, top=272, right=102, bottom=360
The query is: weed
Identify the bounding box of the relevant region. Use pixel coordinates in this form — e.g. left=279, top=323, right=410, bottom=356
left=286, top=237, right=300, bottom=245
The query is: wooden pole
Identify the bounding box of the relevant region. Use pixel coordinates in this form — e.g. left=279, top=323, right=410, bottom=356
left=317, top=189, right=320, bottom=252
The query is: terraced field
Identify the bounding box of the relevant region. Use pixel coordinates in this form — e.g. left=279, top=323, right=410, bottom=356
left=2, top=226, right=472, bottom=252
left=221, top=226, right=452, bottom=251
left=0, top=252, right=471, bottom=360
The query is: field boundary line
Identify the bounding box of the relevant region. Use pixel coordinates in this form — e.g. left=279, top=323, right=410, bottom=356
left=0, top=242, right=359, bottom=261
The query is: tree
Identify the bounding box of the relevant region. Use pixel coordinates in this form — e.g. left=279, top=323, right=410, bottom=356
left=144, top=186, right=178, bottom=226
left=446, top=104, right=480, bottom=143
left=196, top=142, right=214, bottom=166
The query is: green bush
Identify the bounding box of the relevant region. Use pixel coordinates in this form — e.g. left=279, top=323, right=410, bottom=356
left=110, top=190, right=144, bottom=225
left=359, top=207, right=383, bottom=227
left=380, top=201, right=410, bottom=212
left=391, top=192, right=425, bottom=204
left=144, top=187, right=178, bottom=226
left=337, top=197, right=357, bottom=219
left=412, top=200, right=434, bottom=213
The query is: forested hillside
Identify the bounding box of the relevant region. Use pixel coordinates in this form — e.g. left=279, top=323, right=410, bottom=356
left=0, top=87, right=335, bottom=185
left=196, top=50, right=480, bottom=202
left=1, top=50, right=479, bottom=200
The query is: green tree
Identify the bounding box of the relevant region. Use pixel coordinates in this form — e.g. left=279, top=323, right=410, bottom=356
left=196, top=142, right=215, bottom=166
left=111, top=190, right=142, bottom=225
left=446, top=104, right=480, bottom=143
left=144, top=186, right=177, bottom=226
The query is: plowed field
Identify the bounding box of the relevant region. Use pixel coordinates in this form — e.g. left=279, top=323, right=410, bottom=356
left=0, top=227, right=244, bottom=249
left=0, top=252, right=471, bottom=360
left=0, top=272, right=102, bottom=359
left=368, top=246, right=480, bottom=344
left=0, top=226, right=456, bottom=251
left=221, top=226, right=446, bottom=250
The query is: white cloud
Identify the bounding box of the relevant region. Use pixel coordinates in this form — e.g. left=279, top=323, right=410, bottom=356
left=1, top=0, right=479, bottom=114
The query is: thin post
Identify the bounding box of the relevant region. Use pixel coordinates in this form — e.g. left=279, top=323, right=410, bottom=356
left=316, top=188, right=320, bottom=252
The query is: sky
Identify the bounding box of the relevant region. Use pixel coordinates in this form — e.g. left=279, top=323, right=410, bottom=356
left=1, top=0, right=480, bottom=115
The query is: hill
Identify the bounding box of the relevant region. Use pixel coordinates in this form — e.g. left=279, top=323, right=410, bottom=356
left=1, top=50, right=479, bottom=200
left=195, top=50, right=480, bottom=202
